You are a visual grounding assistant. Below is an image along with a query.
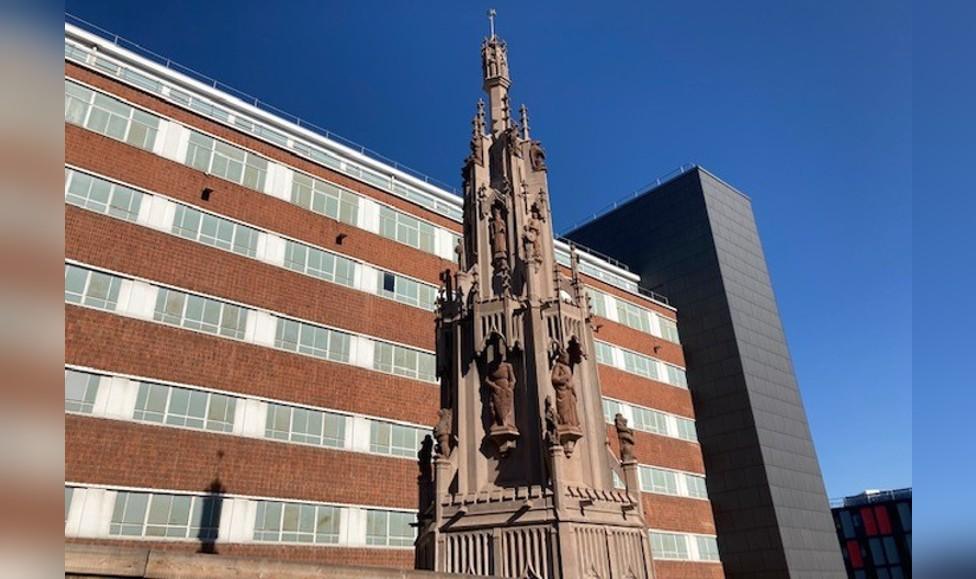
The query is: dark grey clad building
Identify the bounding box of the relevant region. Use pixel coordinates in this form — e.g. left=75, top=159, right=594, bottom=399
left=566, top=166, right=846, bottom=579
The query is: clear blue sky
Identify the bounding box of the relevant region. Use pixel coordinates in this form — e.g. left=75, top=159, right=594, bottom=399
left=64, top=2, right=912, bottom=500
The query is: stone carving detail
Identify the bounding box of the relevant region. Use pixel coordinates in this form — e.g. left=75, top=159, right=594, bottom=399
left=523, top=218, right=542, bottom=266
left=434, top=408, right=454, bottom=458
left=544, top=395, right=558, bottom=445
left=551, top=347, right=583, bottom=455
left=486, top=352, right=519, bottom=455
left=529, top=140, right=547, bottom=172
left=614, top=413, right=636, bottom=463
left=490, top=204, right=508, bottom=261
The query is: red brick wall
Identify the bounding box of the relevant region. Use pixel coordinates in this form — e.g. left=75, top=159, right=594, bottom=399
left=643, top=494, right=716, bottom=535
left=65, top=305, right=438, bottom=426
left=66, top=414, right=418, bottom=509
left=599, top=366, right=695, bottom=418
left=66, top=537, right=413, bottom=570
left=66, top=206, right=436, bottom=350
left=654, top=560, right=725, bottom=579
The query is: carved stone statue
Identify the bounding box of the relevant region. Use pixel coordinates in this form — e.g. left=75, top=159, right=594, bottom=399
left=523, top=218, right=542, bottom=265
left=551, top=349, right=579, bottom=427
left=529, top=140, right=547, bottom=172
left=486, top=356, right=516, bottom=429
left=434, top=409, right=453, bottom=458
left=490, top=204, right=508, bottom=261
left=614, top=413, right=636, bottom=463
left=544, top=395, right=558, bottom=445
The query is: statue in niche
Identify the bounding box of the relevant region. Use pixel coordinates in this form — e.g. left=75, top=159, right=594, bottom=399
left=544, top=395, right=558, bottom=445
left=529, top=140, right=547, bottom=172
left=614, top=413, right=636, bottom=462
left=486, top=354, right=516, bottom=429
left=433, top=409, right=453, bottom=458
left=490, top=204, right=508, bottom=261
left=551, top=349, right=579, bottom=427
left=523, top=218, right=542, bottom=266
left=530, top=199, right=547, bottom=223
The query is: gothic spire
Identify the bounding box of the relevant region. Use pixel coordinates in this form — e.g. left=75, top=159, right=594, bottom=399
left=481, top=9, right=511, bottom=135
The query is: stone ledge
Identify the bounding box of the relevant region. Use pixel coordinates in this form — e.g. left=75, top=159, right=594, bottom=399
left=65, top=543, right=472, bottom=578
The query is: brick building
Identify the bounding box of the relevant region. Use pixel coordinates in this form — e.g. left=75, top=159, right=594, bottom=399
left=63, top=20, right=723, bottom=578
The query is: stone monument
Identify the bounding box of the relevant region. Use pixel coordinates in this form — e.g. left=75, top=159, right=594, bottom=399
left=415, top=11, right=655, bottom=579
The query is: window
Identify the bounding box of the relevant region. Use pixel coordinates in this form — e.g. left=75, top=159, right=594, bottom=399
left=695, top=536, right=720, bottom=561
left=616, top=300, right=651, bottom=333
left=650, top=532, right=689, bottom=560
left=675, top=417, right=698, bottom=442
left=882, top=537, right=900, bottom=564
left=172, top=205, right=259, bottom=258
left=640, top=467, right=678, bottom=495
left=274, top=318, right=351, bottom=363
left=896, top=502, right=911, bottom=531
left=185, top=131, right=267, bottom=190
left=283, top=241, right=356, bottom=288
left=379, top=206, right=435, bottom=253
left=65, top=169, right=144, bottom=222
left=377, top=271, right=437, bottom=310
left=369, top=420, right=425, bottom=458
left=586, top=289, right=609, bottom=318
left=622, top=350, right=658, bottom=381
left=265, top=403, right=346, bottom=448
left=658, top=315, right=680, bottom=343
left=65, top=369, right=101, bottom=414
left=366, top=510, right=415, bottom=547
left=868, top=537, right=886, bottom=565
left=253, top=500, right=340, bottom=544
left=154, top=288, right=249, bottom=339
left=110, top=491, right=219, bottom=539
left=291, top=173, right=359, bottom=225
left=64, top=264, right=122, bottom=310
left=65, top=487, right=74, bottom=522
left=874, top=505, right=893, bottom=534
left=631, top=406, right=669, bottom=436
left=685, top=475, right=708, bottom=499
left=594, top=341, right=615, bottom=365
left=64, top=80, right=159, bottom=150
left=664, top=364, right=688, bottom=388
left=602, top=398, right=624, bottom=423
left=374, top=342, right=436, bottom=383
left=839, top=510, right=856, bottom=539
left=133, top=382, right=236, bottom=432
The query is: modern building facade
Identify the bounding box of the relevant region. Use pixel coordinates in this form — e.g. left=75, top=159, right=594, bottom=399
left=566, top=168, right=847, bottom=578
left=831, top=489, right=912, bottom=579
left=64, top=19, right=723, bottom=578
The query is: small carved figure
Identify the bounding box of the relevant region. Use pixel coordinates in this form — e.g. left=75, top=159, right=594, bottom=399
left=523, top=218, right=542, bottom=265
left=529, top=141, right=547, bottom=172
left=490, top=204, right=508, bottom=261
left=418, top=434, right=434, bottom=478
left=486, top=356, right=517, bottom=429
left=544, top=395, right=558, bottom=444
left=433, top=409, right=453, bottom=457
left=614, top=413, right=636, bottom=462
left=551, top=349, right=579, bottom=427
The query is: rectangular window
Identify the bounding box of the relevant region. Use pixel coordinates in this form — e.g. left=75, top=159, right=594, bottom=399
left=283, top=241, right=357, bottom=288
left=291, top=173, right=359, bottom=225
left=185, top=130, right=267, bottom=190
left=847, top=539, right=863, bottom=568
left=658, top=315, right=680, bottom=343
left=675, top=417, right=698, bottom=442
left=379, top=206, right=435, bottom=253
left=839, top=510, right=856, bottom=539
left=695, top=536, right=720, bottom=561
left=875, top=505, right=892, bottom=534
left=65, top=169, right=144, bottom=222
left=264, top=403, right=346, bottom=448
left=664, top=364, right=688, bottom=388
left=685, top=474, right=708, bottom=499
left=253, top=500, right=340, bottom=544
left=650, top=532, right=689, bottom=560
left=376, top=271, right=437, bottom=310
left=65, top=487, right=74, bottom=522
left=274, top=318, right=351, bottom=363
left=623, top=350, right=658, bottom=381
left=366, top=510, right=415, bottom=547
left=631, top=406, right=669, bottom=435
left=172, top=204, right=259, bottom=258
left=882, top=536, right=900, bottom=564
left=896, top=502, right=911, bottom=531
left=64, top=80, right=159, bottom=151
left=640, top=467, right=678, bottom=495
left=586, top=289, right=608, bottom=318
left=861, top=507, right=878, bottom=536
left=369, top=420, right=424, bottom=458
left=373, top=342, right=436, bottom=383
left=132, top=382, right=236, bottom=433
left=868, top=537, right=886, bottom=565
left=65, top=369, right=100, bottom=414
left=153, top=288, right=249, bottom=339
left=594, top=341, right=615, bottom=365
left=616, top=300, right=652, bottom=333
left=602, top=398, right=624, bottom=423
left=64, top=264, right=122, bottom=310
left=110, top=491, right=219, bottom=539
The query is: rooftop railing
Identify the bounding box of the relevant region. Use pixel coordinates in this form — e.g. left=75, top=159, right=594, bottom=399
left=65, top=12, right=461, bottom=196
left=829, top=488, right=912, bottom=509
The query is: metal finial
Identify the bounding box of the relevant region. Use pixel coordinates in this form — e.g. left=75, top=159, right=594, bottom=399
left=488, top=8, right=497, bottom=39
